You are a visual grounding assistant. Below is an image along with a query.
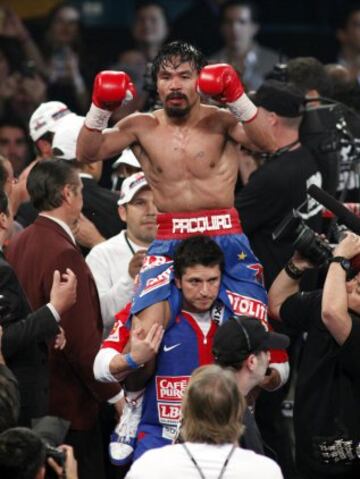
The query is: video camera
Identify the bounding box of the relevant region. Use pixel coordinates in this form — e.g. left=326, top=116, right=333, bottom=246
left=273, top=184, right=360, bottom=276
left=272, top=209, right=333, bottom=267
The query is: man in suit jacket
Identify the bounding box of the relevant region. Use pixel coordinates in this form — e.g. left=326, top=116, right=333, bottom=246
left=0, top=189, right=77, bottom=427
left=52, top=115, right=125, bottom=256
left=6, top=160, right=122, bottom=479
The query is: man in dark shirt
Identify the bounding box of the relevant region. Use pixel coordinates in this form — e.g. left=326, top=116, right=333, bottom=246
left=269, top=232, right=360, bottom=479
left=236, top=79, right=322, bottom=289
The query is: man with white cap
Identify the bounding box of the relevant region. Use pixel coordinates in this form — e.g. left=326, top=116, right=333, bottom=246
left=16, top=102, right=76, bottom=227
left=52, top=114, right=124, bottom=254
left=86, top=171, right=157, bottom=337
left=29, top=101, right=76, bottom=161
left=111, top=148, right=141, bottom=192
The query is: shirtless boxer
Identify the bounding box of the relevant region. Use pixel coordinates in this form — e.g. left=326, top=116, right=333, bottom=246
left=77, top=41, right=277, bottom=338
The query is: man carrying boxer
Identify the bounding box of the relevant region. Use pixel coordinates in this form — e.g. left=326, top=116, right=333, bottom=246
left=77, top=41, right=276, bottom=337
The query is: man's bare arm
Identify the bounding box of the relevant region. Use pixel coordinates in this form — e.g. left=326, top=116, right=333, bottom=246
left=76, top=70, right=139, bottom=163
left=197, top=64, right=277, bottom=152
left=268, top=253, right=313, bottom=320
left=322, top=233, right=360, bottom=345
left=76, top=122, right=137, bottom=163
left=229, top=110, right=277, bottom=152
left=108, top=323, right=164, bottom=379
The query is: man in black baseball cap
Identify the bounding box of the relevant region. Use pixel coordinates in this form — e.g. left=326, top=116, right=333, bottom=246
left=213, top=315, right=289, bottom=366
left=251, top=79, right=305, bottom=118
left=213, top=316, right=289, bottom=456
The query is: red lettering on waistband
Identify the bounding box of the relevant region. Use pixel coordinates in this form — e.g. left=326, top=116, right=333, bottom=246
left=156, top=208, right=242, bottom=239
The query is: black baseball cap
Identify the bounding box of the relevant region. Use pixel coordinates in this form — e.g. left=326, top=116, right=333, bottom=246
left=251, top=79, right=304, bottom=118
left=212, top=316, right=290, bottom=366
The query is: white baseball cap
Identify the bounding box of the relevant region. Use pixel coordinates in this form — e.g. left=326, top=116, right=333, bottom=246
left=52, top=115, right=85, bottom=161
left=112, top=148, right=141, bottom=170
left=118, top=172, right=148, bottom=205
left=29, top=101, right=76, bottom=142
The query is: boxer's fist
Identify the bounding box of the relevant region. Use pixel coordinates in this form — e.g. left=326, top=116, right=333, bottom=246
left=198, top=64, right=244, bottom=103
left=92, top=71, right=136, bottom=111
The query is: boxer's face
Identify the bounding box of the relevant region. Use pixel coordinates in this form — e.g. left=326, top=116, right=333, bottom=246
left=175, top=263, right=221, bottom=313
left=157, top=59, right=199, bottom=118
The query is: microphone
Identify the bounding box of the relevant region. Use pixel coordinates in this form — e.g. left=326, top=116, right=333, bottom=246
left=307, top=185, right=360, bottom=235
left=322, top=203, right=360, bottom=219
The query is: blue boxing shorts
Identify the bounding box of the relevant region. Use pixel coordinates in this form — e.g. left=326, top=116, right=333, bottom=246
left=131, top=208, right=268, bottom=326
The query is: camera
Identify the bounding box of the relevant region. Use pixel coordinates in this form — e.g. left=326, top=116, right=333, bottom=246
left=272, top=209, right=333, bottom=266
left=31, top=416, right=70, bottom=478
left=45, top=444, right=66, bottom=468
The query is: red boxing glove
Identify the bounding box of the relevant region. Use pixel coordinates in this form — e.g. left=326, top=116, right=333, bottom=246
left=92, top=71, right=136, bottom=111
left=198, top=64, right=257, bottom=123
left=198, top=64, right=244, bottom=103
left=85, top=71, right=136, bottom=131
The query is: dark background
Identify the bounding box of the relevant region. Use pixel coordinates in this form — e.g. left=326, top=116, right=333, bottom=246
left=18, top=0, right=358, bottom=68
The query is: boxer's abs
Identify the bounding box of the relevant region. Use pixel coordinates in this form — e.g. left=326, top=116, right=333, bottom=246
left=138, top=129, right=239, bottom=212
left=149, top=175, right=236, bottom=212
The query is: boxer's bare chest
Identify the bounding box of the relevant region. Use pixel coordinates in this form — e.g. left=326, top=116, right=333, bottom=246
left=137, top=117, right=228, bottom=181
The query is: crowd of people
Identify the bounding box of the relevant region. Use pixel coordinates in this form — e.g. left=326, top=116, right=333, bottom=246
left=1, top=1, right=360, bottom=479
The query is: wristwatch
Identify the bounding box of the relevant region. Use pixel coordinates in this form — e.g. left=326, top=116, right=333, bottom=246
left=329, top=256, right=351, bottom=272
left=284, top=260, right=305, bottom=280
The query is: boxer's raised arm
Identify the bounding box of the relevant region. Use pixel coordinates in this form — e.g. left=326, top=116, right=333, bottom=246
left=230, top=109, right=277, bottom=153
left=77, top=70, right=138, bottom=163
left=198, top=64, right=277, bottom=152
left=77, top=120, right=137, bottom=164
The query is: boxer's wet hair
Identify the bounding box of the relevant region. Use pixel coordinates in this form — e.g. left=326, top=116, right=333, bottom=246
left=152, top=41, right=207, bottom=82
left=173, top=236, right=225, bottom=278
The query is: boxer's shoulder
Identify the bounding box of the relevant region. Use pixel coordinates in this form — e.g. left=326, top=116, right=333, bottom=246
left=199, top=103, right=236, bottom=129
left=115, top=110, right=159, bottom=131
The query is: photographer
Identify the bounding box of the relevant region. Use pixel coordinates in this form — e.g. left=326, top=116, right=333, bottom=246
left=0, top=427, right=78, bottom=479
left=268, top=233, right=360, bottom=479
left=236, top=79, right=322, bottom=289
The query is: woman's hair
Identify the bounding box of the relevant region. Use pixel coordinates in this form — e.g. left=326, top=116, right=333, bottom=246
left=181, top=364, right=245, bottom=445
